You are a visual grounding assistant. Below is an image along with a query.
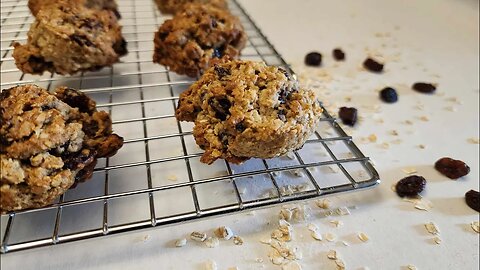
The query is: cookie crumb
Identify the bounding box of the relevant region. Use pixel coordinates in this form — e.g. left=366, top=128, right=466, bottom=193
left=233, top=236, right=244, bottom=245
left=214, top=226, right=234, bottom=240
left=316, top=199, right=332, bottom=209
left=407, top=265, right=418, bottom=270
left=330, top=220, right=343, bottom=227
left=402, top=167, right=418, bottom=175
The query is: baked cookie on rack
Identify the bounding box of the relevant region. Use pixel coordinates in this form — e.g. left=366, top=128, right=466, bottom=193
left=175, top=60, right=323, bottom=164
left=13, top=2, right=127, bottom=75
left=28, top=0, right=121, bottom=18
left=0, top=84, right=124, bottom=213
left=154, top=0, right=227, bottom=14
left=153, top=3, right=246, bottom=78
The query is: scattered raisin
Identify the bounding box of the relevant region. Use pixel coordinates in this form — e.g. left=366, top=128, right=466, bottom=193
left=305, top=52, right=322, bottom=66
left=158, top=31, right=169, bottom=41
left=435, top=157, right=470, bottom=179
left=412, top=82, right=436, bottom=94
left=363, top=58, right=384, bottom=72
left=338, top=107, right=358, bottom=126
left=465, top=190, right=480, bottom=212
left=113, top=38, right=128, bottom=56
left=332, top=48, right=345, bottom=61
left=379, top=87, right=398, bottom=103
left=395, top=175, right=426, bottom=197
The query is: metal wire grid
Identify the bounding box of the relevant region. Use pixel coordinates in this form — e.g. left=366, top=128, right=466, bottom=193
left=0, top=0, right=379, bottom=254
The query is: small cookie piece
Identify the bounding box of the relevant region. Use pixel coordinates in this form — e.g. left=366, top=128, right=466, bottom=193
left=154, top=0, right=227, bottom=14
left=28, top=0, right=121, bottom=18
left=153, top=3, right=246, bottom=77
left=13, top=2, right=127, bottom=75
left=176, top=60, right=322, bottom=164
left=0, top=85, right=123, bottom=213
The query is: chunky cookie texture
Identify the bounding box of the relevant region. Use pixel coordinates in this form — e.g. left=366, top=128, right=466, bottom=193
left=176, top=60, right=322, bottom=164
left=28, top=0, right=121, bottom=18
left=13, top=2, right=127, bottom=75
left=153, top=3, right=246, bottom=78
left=0, top=85, right=123, bottom=213
left=154, top=0, right=227, bottom=14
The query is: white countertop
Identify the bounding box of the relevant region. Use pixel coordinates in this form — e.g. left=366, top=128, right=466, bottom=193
left=1, top=0, right=479, bottom=269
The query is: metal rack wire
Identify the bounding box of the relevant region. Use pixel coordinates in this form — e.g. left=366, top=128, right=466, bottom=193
left=0, top=0, right=379, bottom=253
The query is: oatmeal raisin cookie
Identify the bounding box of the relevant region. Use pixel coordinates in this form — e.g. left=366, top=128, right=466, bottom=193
left=0, top=84, right=123, bottom=213
left=176, top=60, right=322, bottom=164
left=154, top=0, right=227, bottom=14
left=28, top=0, right=121, bottom=18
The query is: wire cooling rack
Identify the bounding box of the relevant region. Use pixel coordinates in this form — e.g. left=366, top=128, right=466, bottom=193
left=0, top=0, right=379, bottom=253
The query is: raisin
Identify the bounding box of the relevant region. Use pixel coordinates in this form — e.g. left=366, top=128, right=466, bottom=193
left=465, top=190, right=480, bottom=212
left=111, top=9, right=121, bottom=19
left=434, top=157, right=470, bottom=179
left=214, top=65, right=230, bottom=78
left=277, top=109, right=286, bottom=121
left=60, top=89, right=92, bottom=113
left=363, top=58, right=384, bottom=72
left=211, top=18, right=218, bottom=27
left=379, top=87, right=398, bottom=103
left=338, top=107, right=357, bottom=126
left=395, top=175, right=426, bottom=197
left=332, top=48, right=345, bottom=61
left=278, top=88, right=289, bottom=104
left=22, top=104, right=33, bottom=111
left=209, top=97, right=231, bottom=121
left=305, top=52, right=322, bottom=66
left=412, top=82, right=436, bottom=94
left=113, top=38, right=128, bottom=56
left=71, top=34, right=94, bottom=47
left=278, top=67, right=291, bottom=79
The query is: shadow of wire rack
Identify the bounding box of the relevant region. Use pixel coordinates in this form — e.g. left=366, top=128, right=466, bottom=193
left=0, top=0, right=379, bottom=254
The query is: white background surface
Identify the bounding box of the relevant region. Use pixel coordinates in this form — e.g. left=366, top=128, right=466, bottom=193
left=1, top=0, right=479, bottom=269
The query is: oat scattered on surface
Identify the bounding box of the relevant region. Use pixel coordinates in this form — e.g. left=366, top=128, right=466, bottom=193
left=325, top=232, right=337, bottom=242
left=433, top=236, right=442, bottom=245
left=389, top=130, right=399, bottom=136
left=419, top=116, right=429, bottom=121
left=368, top=134, right=378, bottom=143
left=425, top=222, right=440, bottom=235
left=311, top=230, right=323, bottom=241
left=316, top=199, right=332, bottom=209
left=357, top=232, right=370, bottom=242
left=190, top=231, right=207, bottom=242
left=281, top=261, right=302, bottom=270
left=327, top=250, right=337, bottom=260
left=418, top=144, right=426, bottom=149
left=471, top=221, right=479, bottom=233
left=407, top=264, right=418, bottom=270
left=467, top=137, right=480, bottom=144
left=214, top=226, right=234, bottom=240
left=233, top=236, right=244, bottom=245
left=227, top=267, right=240, bottom=270
left=340, top=241, right=350, bottom=246
left=403, top=196, right=434, bottom=211
left=175, top=238, right=187, bottom=247
left=167, top=174, right=178, bottom=181
left=260, top=236, right=272, bottom=244
left=268, top=240, right=302, bottom=265
left=205, top=237, right=220, bottom=248
left=404, top=120, right=414, bottom=125
left=335, top=206, right=351, bottom=216
left=204, top=260, right=217, bottom=270
left=272, top=220, right=293, bottom=242
left=335, top=259, right=346, bottom=270
left=330, top=220, right=344, bottom=227
left=307, top=223, right=319, bottom=232
left=402, top=167, right=418, bottom=175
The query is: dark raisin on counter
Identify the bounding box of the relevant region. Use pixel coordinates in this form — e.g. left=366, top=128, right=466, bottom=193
left=363, top=58, right=384, bottom=72
left=332, top=48, right=345, bottom=61
left=338, top=107, right=357, bottom=126
left=305, top=52, right=322, bottom=66
left=434, top=157, right=470, bottom=179
left=465, top=190, right=480, bottom=212
left=412, top=82, right=436, bottom=94
left=379, top=87, right=398, bottom=103
left=395, top=175, right=426, bottom=197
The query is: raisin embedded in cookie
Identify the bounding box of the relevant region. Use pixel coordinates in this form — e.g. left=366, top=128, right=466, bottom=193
left=154, top=0, right=228, bottom=14
left=153, top=3, right=246, bottom=78
left=13, top=2, right=127, bottom=75
left=0, top=85, right=123, bottom=213
left=29, top=0, right=121, bottom=18
left=176, top=60, right=323, bottom=164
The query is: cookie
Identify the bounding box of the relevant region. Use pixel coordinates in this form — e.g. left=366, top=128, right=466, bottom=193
left=28, top=0, right=121, bottom=18
left=13, top=2, right=127, bottom=75
left=176, top=60, right=322, bottom=164
left=0, top=85, right=123, bottom=213
left=153, top=3, right=246, bottom=77
left=154, top=0, right=227, bottom=14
